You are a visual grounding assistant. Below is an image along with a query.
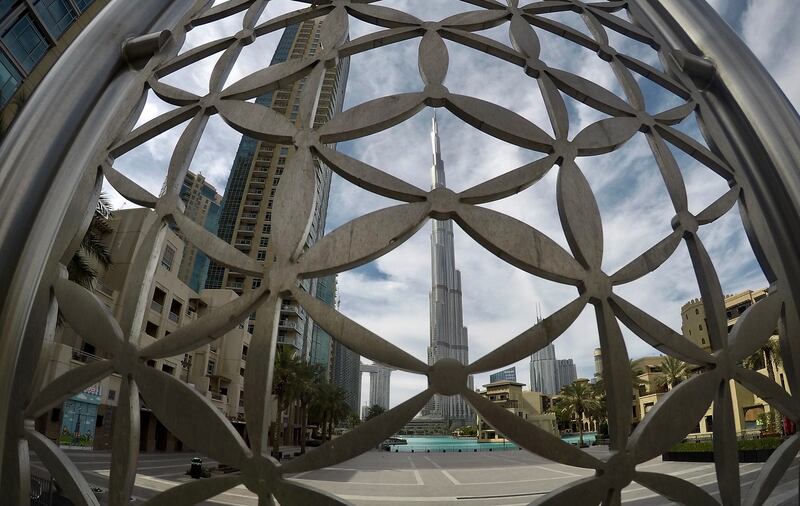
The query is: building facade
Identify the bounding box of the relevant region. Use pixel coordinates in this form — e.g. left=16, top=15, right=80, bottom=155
left=556, top=358, right=577, bottom=390
left=361, top=363, right=392, bottom=410
left=489, top=366, right=517, bottom=383
left=331, top=339, right=361, bottom=414
left=1, top=0, right=109, bottom=134
left=421, top=114, right=473, bottom=427
left=177, top=170, right=222, bottom=292
left=476, top=381, right=558, bottom=440
left=530, top=343, right=558, bottom=395
left=205, top=17, right=349, bottom=358
left=36, top=208, right=252, bottom=450
left=309, top=275, right=336, bottom=379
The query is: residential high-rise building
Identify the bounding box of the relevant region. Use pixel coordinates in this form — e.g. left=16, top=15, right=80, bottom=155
left=361, top=363, right=392, bottom=410
left=309, top=275, right=336, bottom=379
left=177, top=170, right=222, bottom=292
left=1, top=0, right=110, bottom=134
left=530, top=343, right=558, bottom=395
left=421, top=114, right=473, bottom=427
left=556, top=358, right=577, bottom=390
left=331, top=339, right=361, bottom=414
left=205, top=18, right=349, bottom=356
left=489, top=367, right=517, bottom=383
left=593, top=347, right=603, bottom=379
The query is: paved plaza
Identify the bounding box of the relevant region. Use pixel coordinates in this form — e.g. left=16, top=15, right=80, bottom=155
left=30, top=447, right=799, bottom=505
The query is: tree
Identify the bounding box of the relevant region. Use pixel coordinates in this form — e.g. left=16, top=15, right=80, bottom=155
left=551, top=380, right=600, bottom=448
left=68, top=194, right=113, bottom=289
left=311, top=382, right=349, bottom=440
left=365, top=404, right=386, bottom=421
left=630, top=359, right=644, bottom=390
left=271, top=346, right=304, bottom=456
left=295, top=362, right=323, bottom=454
left=744, top=338, right=782, bottom=384
left=658, top=355, right=689, bottom=390
left=346, top=412, right=361, bottom=429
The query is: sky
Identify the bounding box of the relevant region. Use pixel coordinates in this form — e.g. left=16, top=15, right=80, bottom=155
left=107, top=0, right=800, bottom=410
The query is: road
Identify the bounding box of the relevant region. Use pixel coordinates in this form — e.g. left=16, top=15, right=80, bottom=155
left=30, top=447, right=799, bottom=505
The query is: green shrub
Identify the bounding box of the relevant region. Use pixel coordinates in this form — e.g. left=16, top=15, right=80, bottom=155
left=669, top=438, right=782, bottom=453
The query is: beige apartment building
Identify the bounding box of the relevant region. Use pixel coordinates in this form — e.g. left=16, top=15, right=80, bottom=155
left=36, top=208, right=252, bottom=451
left=476, top=381, right=558, bottom=440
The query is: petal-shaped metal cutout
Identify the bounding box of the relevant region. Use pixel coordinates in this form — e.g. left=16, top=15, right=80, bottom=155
left=440, top=28, right=524, bottom=67
left=172, top=210, right=264, bottom=275
left=418, top=30, right=448, bottom=86
left=243, top=296, right=280, bottom=455
left=440, top=9, right=509, bottom=31
left=456, top=204, right=584, bottom=284
left=685, top=235, right=727, bottom=351
left=109, top=376, right=140, bottom=506
left=271, top=147, right=316, bottom=261
left=293, top=287, right=429, bottom=374
left=140, top=285, right=269, bottom=360
left=298, top=202, right=429, bottom=278
left=468, top=295, right=587, bottom=373
left=25, top=429, right=100, bottom=506
left=162, top=113, right=210, bottom=198
left=155, top=36, right=235, bottom=77
left=347, top=3, right=422, bottom=28
left=209, top=41, right=244, bottom=94
left=531, top=476, right=607, bottom=506
left=527, top=14, right=600, bottom=52
left=317, top=93, right=426, bottom=144
left=216, top=99, right=297, bottom=143
left=109, top=104, right=199, bottom=158
left=646, top=128, right=688, bottom=212
left=595, top=301, right=633, bottom=449
left=727, top=293, right=782, bottom=361
left=522, top=1, right=573, bottom=15
left=103, top=164, right=159, bottom=208
left=282, top=390, right=433, bottom=473
left=742, top=434, right=800, bottom=506
left=713, top=382, right=740, bottom=506
left=149, top=79, right=200, bottom=106
left=192, top=0, right=251, bottom=26
left=314, top=145, right=426, bottom=202
left=298, top=62, right=325, bottom=130
left=617, top=53, right=690, bottom=100
left=464, top=389, right=603, bottom=470
left=221, top=57, right=316, bottom=100
left=274, top=478, right=352, bottom=506
left=653, top=101, right=697, bottom=125
left=446, top=93, right=554, bottom=151
left=589, top=8, right=655, bottom=46
left=547, top=67, right=635, bottom=116
left=320, top=6, right=349, bottom=51
left=634, top=471, right=718, bottom=506
left=628, top=372, right=718, bottom=463
left=339, top=26, right=423, bottom=59
left=26, top=360, right=114, bottom=418
left=54, top=278, right=123, bottom=355
left=253, top=5, right=331, bottom=38
left=141, top=475, right=243, bottom=506
left=459, top=154, right=557, bottom=204
left=572, top=116, right=641, bottom=156
left=734, top=367, right=799, bottom=420
left=609, top=294, right=713, bottom=366
left=557, top=161, right=603, bottom=271
left=657, top=124, right=732, bottom=179
left=135, top=364, right=251, bottom=467
left=509, top=13, right=540, bottom=59
left=696, top=185, right=740, bottom=225
left=539, top=72, right=569, bottom=141
left=610, top=230, right=682, bottom=285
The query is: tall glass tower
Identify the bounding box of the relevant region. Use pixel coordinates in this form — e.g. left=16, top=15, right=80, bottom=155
left=206, top=18, right=349, bottom=356
left=423, top=114, right=473, bottom=427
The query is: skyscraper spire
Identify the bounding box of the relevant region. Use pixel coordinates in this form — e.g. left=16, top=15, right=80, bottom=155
left=422, top=112, right=473, bottom=426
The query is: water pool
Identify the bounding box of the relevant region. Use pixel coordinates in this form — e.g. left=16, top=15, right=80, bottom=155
left=559, top=432, right=597, bottom=445
left=389, top=436, right=521, bottom=452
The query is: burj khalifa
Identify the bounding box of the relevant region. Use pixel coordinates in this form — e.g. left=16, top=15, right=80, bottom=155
left=421, top=113, right=474, bottom=427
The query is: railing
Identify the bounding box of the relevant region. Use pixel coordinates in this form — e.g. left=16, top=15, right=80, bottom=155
left=168, top=311, right=179, bottom=323
left=150, top=300, right=163, bottom=313
left=71, top=348, right=102, bottom=364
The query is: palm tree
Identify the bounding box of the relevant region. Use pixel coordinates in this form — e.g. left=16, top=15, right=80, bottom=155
left=551, top=380, right=600, bottom=447
left=271, top=347, right=304, bottom=456
left=295, top=362, right=322, bottom=454
left=311, top=382, right=349, bottom=440
left=744, top=338, right=782, bottom=384
left=658, top=355, right=689, bottom=390
left=365, top=404, right=386, bottom=421
left=68, top=194, right=113, bottom=289
left=630, top=359, right=644, bottom=391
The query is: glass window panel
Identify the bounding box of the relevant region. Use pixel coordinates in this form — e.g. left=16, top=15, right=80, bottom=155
left=33, top=0, right=76, bottom=38
left=2, top=14, right=49, bottom=72
left=0, top=52, right=21, bottom=107
left=0, top=0, right=18, bottom=19
left=74, top=0, right=93, bottom=12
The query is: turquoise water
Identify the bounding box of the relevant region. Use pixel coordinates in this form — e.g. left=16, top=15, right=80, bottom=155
left=387, top=433, right=597, bottom=452
left=560, top=432, right=597, bottom=445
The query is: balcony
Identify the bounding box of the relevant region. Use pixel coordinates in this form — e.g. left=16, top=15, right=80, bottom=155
left=168, top=311, right=180, bottom=323
left=240, top=213, right=258, bottom=222
left=278, top=320, right=301, bottom=333
left=280, top=304, right=302, bottom=317
left=238, top=225, right=255, bottom=234
left=249, top=177, right=266, bottom=186
left=71, top=348, right=102, bottom=364
left=150, top=300, right=163, bottom=313
left=243, top=200, right=261, bottom=209
left=234, top=241, right=251, bottom=250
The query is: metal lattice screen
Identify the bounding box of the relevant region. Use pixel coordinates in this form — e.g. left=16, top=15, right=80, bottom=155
left=2, top=0, right=800, bottom=505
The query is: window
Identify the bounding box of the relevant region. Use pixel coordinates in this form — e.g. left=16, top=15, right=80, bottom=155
left=145, top=321, right=159, bottom=338
left=146, top=359, right=156, bottom=367
left=240, top=367, right=245, bottom=376
left=151, top=287, right=166, bottom=312
left=74, top=0, right=95, bottom=11
left=169, top=299, right=182, bottom=323
left=699, top=324, right=703, bottom=330
left=259, top=237, right=269, bottom=247
left=265, top=212, right=271, bottom=221
left=252, top=278, right=261, bottom=289
left=0, top=53, right=21, bottom=108
left=161, top=244, right=176, bottom=270
left=695, top=308, right=699, bottom=314
left=273, top=178, right=280, bottom=187
left=270, top=189, right=276, bottom=197
left=242, top=345, right=248, bottom=359
left=207, top=359, right=216, bottom=375
left=96, top=415, right=104, bottom=427
left=256, top=250, right=266, bottom=261
left=701, top=338, right=706, bottom=344
left=162, top=364, right=175, bottom=375
left=108, top=389, right=116, bottom=401
left=2, top=14, right=49, bottom=72
left=33, top=0, right=77, bottom=38
left=262, top=224, right=271, bottom=234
